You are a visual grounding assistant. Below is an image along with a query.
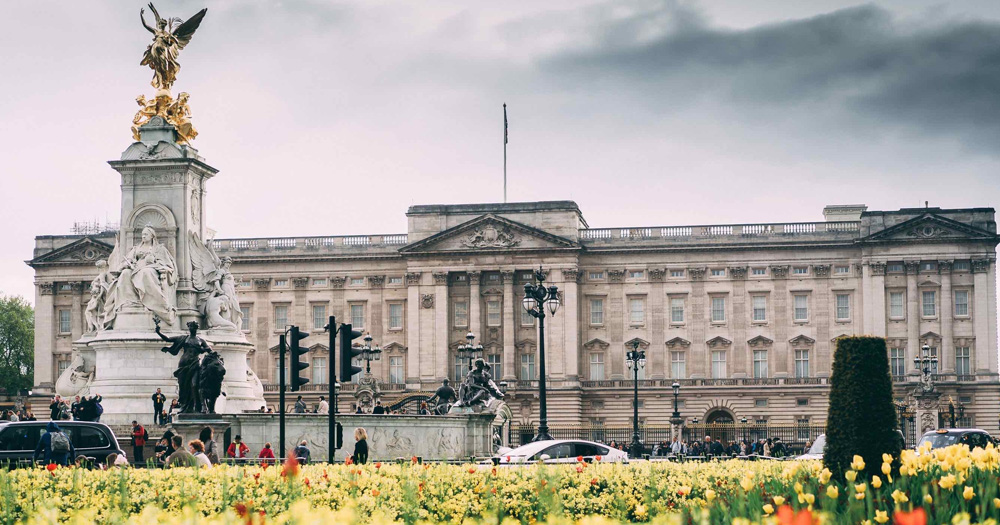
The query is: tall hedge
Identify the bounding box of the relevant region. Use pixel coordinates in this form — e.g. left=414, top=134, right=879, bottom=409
left=824, top=336, right=901, bottom=480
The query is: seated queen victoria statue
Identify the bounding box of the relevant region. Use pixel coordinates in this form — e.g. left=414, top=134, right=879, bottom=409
left=104, top=225, right=177, bottom=326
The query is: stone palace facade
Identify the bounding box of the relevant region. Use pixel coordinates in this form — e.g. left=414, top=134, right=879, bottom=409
left=28, top=201, right=1000, bottom=432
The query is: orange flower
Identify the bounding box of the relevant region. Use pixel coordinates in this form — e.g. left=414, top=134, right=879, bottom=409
left=893, top=508, right=927, bottom=525
left=595, top=455, right=602, bottom=462
left=234, top=503, right=248, bottom=517
left=776, top=505, right=813, bottom=525
left=576, top=466, right=584, bottom=473
left=372, top=489, right=380, bottom=497
left=577, top=455, right=584, bottom=462
left=281, top=451, right=300, bottom=478
left=345, top=457, right=354, bottom=466
left=45, top=463, right=57, bottom=472
left=411, top=456, right=418, bottom=464
left=468, top=467, right=476, bottom=474
left=590, top=478, right=598, bottom=486
left=375, top=462, right=382, bottom=469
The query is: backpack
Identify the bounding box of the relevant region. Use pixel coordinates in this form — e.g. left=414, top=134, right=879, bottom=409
left=143, top=428, right=149, bottom=441
left=51, top=432, right=71, bottom=454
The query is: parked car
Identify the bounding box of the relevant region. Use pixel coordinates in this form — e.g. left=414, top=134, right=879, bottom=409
left=0, top=421, right=124, bottom=468
left=917, top=428, right=993, bottom=451
left=796, top=430, right=907, bottom=461
left=492, top=439, right=628, bottom=465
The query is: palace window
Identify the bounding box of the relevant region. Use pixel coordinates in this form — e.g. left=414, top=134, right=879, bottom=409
left=924, top=346, right=939, bottom=373
left=58, top=359, right=70, bottom=377
left=797, top=398, right=809, bottom=406
left=753, top=350, right=768, bottom=379
left=388, top=276, right=403, bottom=285
left=956, top=347, right=971, bottom=376
left=629, top=297, right=645, bottom=325
left=521, top=304, right=534, bottom=327
left=454, top=358, right=468, bottom=382
left=795, top=350, right=810, bottom=378
left=590, top=298, right=604, bottom=325
left=58, top=309, right=71, bottom=334
left=890, top=348, right=906, bottom=377
left=711, top=350, right=727, bottom=378
left=711, top=268, right=725, bottom=277
left=453, top=300, right=468, bottom=328
left=626, top=354, right=646, bottom=380
left=670, top=269, right=685, bottom=278
left=834, top=265, right=850, bottom=275
left=520, top=353, right=535, bottom=380
left=754, top=399, right=768, bottom=407
left=312, top=304, right=327, bottom=330
left=889, top=292, right=905, bottom=319
left=670, top=351, right=686, bottom=379
left=240, top=306, right=251, bottom=332
left=388, top=303, right=403, bottom=330
left=887, top=263, right=904, bottom=273
left=751, top=268, right=767, bottom=276
left=486, top=354, right=502, bottom=381
left=955, top=290, right=970, bottom=317
left=389, top=356, right=405, bottom=384
left=752, top=296, right=767, bottom=322
left=711, top=297, right=726, bottom=322
left=670, top=298, right=684, bottom=323
left=350, top=277, right=364, bottom=286
left=274, top=279, right=289, bottom=288
left=953, top=261, right=971, bottom=271
left=628, top=270, right=644, bottom=279
left=793, top=295, right=808, bottom=321
left=793, top=267, right=808, bottom=275
left=921, top=262, right=937, bottom=272
left=312, top=357, right=326, bottom=385
left=922, top=291, right=936, bottom=317
left=835, top=294, right=851, bottom=320
left=274, top=358, right=289, bottom=384
left=589, top=271, right=605, bottom=281
left=239, top=280, right=252, bottom=288
left=487, top=300, right=502, bottom=327
left=312, top=278, right=327, bottom=287
left=350, top=304, right=365, bottom=329
left=273, top=305, right=288, bottom=330
left=589, top=353, right=605, bottom=380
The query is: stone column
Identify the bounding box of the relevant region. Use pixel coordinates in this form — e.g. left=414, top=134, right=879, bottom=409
left=331, top=276, right=346, bottom=378
left=688, top=268, right=707, bottom=378
left=812, top=265, right=831, bottom=375
left=433, top=272, right=450, bottom=381
left=562, top=268, right=581, bottom=381
left=729, top=267, right=748, bottom=377
left=905, top=261, right=920, bottom=373
left=469, top=271, right=482, bottom=340
left=770, top=266, right=789, bottom=376
left=405, top=273, right=422, bottom=386
left=252, top=278, right=272, bottom=381
left=34, top=282, right=55, bottom=390
left=870, top=263, right=887, bottom=337
left=608, top=269, right=626, bottom=379
left=292, top=277, right=309, bottom=328
left=972, top=259, right=994, bottom=373
left=501, top=270, right=516, bottom=381
left=939, top=261, right=954, bottom=374
left=368, top=275, right=385, bottom=380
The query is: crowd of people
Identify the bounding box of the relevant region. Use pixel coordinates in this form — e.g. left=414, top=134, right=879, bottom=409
left=0, top=408, right=36, bottom=421
left=649, top=436, right=789, bottom=458
left=46, top=394, right=105, bottom=422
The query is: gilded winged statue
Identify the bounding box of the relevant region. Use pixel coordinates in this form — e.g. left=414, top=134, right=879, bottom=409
left=140, top=3, right=207, bottom=91
left=190, top=232, right=241, bottom=331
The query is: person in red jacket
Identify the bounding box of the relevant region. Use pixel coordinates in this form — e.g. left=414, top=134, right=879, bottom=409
left=226, top=435, right=250, bottom=460
left=258, top=442, right=275, bottom=466
left=131, top=420, right=148, bottom=464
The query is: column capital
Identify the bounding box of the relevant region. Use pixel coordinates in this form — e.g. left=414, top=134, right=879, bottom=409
left=405, top=272, right=422, bottom=286
left=500, top=269, right=515, bottom=284
left=331, top=276, right=346, bottom=289
left=69, top=282, right=86, bottom=294
left=768, top=265, right=789, bottom=279
left=608, top=269, right=626, bottom=282
left=647, top=268, right=665, bottom=282
left=687, top=267, right=706, bottom=280
left=812, top=264, right=830, bottom=277
left=367, top=275, right=386, bottom=288
left=904, top=261, right=920, bottom=274
left=972, top=259, right=991, bottom=273
left=937, top=260, right=953, bottom=273
left=37, top=282, right=54, bottom=295
left=869, top=262, right=886, bottom=276
left=727, top=266, right=748, bottom=280
left=467, top=270, right=482, bottom=284
left=562, top=267, right=582, bottom=283
left=292, top=277, right=310, bottom=289
left=432, top=272, right=449, bottom=285
left=253, top=278, right=271, bottom=291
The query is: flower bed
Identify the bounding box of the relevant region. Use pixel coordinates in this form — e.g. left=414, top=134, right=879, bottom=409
left=1, top=444, right=998, bottom=524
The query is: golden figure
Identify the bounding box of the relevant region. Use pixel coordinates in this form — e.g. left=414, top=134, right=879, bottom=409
left=139, top=3, right=207, bottom=91
left=131, top=91, right=198, bottom=143
left=167, top=93, right=198, bottom=143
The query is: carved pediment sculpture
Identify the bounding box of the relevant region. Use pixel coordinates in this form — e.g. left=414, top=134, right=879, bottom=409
left=747, top=335, right=774, bottom=347
left=665, top=337, right=691, bottom=349
left=788, top=335, right=816, bottom=346
left=624, top=337, right=650, bottom=350
left=462, top=224, right=520, bottom=249
left=706, top=336, right=732, bottom=348
left=583, top=338, right=610, bottom=351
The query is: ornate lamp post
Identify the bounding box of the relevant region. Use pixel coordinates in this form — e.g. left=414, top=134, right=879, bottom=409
left=670, top=382, right=683, bottom=443
left=457, top=331, right=484, bottom=375
left=626, top=341, right=647, bottom=458
left=740, top=416, right=748, bottom=443
left=359, top=333, right=382, bottom=374
left=521, top=267, right=560, bottom=442
left=914, top=344, right=938, bottom=388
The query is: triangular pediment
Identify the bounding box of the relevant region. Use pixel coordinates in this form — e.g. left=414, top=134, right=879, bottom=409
left=920, top=332, right=942, bottom=342
left=706, top=336, right=732, bottom=348
left=399, top=214, right=579, bottom=255
left=831, top=333, right=852, bottom=342
left=665, top=337, right=691, bottom=348
left=747, top=335, right=774, bottom=347
left=27, top=236, right=115, bottom=268
left=863, top=214, right=997, bottom=244
left=583, top=338, right=610, bottom=350
left=624, top=337, right=650, bottom=349
left=308, top=343, right=329, bottom=352
left=789, top=334, right=816, bottom=346
left=383, top=342, right=407, bottom=352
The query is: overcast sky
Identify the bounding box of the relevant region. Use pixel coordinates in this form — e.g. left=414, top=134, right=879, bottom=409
left=3, top=0, right=1000, bottom=303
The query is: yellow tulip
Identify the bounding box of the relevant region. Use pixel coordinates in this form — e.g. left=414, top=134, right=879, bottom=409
left=819, top=468, right=832, bottom=484
left=855, top=483, right=867, bottom=493
left=874, top=510, right=889, bottom=524
left=924, top=494, right=933, bottom=504
left=845, top=470, right=858, bottom=482
left=882, top=453, right=893, bottom=463
left=871, top=476, right=882, bottom=489
left=741, top=476, right=754, bottom=492
left=891, top=489, right=908, bottom=504
left=827, top=485, right=839, bottom=499
left=993, top=497, right=1000, bottom=509
left=881, top=462, right=891, bottom=476
left=803, top=493, right=815, bottom=505
left=862, top=521, right=872, bottom=525
left=851, top=455, right=866, bottom=471
left=705, top=489, right=716, bottom=502
left=963, top=486, right=975, bottom=501
left=762, top=504, right=774, bottom=515
left=794, top=482, right=803, bottom=494
left=939, top=474, right=957, bottom=490
left=678, top=486, right=691, bottom=497
left=773, top=496, right=785, bottom=506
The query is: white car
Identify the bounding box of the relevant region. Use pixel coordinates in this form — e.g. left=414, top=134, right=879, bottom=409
left=797, top=434, right=825, bottom=460
left=493, top=439, right=628, bottom=465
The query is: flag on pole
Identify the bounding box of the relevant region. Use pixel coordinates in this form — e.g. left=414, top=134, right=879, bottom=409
left=504, top=103, right=508, bottom=144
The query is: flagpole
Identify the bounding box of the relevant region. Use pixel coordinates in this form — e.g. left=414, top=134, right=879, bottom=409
left=503, top=103, right=507, bottom=203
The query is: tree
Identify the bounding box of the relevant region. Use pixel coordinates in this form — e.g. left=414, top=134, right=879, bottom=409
left=824, top=336, right=901, bottom=480
left=0, top=295, right=34, bottom=393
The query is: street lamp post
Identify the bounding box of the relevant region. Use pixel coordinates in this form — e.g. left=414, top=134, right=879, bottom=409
left=359, top=333, right=382, bottom=374
left=626, top=341, right=647, bottom=458
left=914, top=344, right=938, bottom=388
left=669, top=382, right=683, bottom=444
left=740, top=416, right=748, bottom=443
left=457, top=331, right=484, bottom=376
left=521, top=267, right=560, bottom=442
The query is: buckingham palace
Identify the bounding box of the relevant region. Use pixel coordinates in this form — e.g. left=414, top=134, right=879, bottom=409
left=28, top=201, right=1000, bottom=433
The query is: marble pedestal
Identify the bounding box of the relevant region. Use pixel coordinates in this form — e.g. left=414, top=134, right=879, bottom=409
left=170, top=413, right=231, bottom=445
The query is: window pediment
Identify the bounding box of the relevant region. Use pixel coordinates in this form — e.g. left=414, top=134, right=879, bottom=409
left=665, top=337, right=691, bottom=349
left=788, top=335, right=816, bottom=346
left=583, top=338, right=610, bottom=351
left=747, top=335, right=773, bottom=348
left=706, top=336, right=732, bottom=348
left=624, top=337, right=650, bottom=350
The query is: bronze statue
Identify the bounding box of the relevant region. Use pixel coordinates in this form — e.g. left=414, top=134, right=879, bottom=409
left=139, top=3, right=207, bottom=91
left=198, top=350, right=226, bottom=414
left=427, top=378, right=458, bottom=415
left=455, top=358, right=504, bottom=408
left=156, top=318, right=210, bottom=413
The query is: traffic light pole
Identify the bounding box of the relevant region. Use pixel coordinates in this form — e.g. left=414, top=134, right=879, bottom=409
left=278, top=334, right=286, bottom=461
left=328, top=315, right=337, bottom=464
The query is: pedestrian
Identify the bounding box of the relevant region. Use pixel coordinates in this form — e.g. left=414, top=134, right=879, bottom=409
left=258, top=442, right=275, bottom=466
left=418, top=402, right=430, bottom=415
left=226, top=434, right=250, bottom=460
left=34, top=421, right=75, bottom=466
left=24, top=409, right=36, bottom=421
left=152, top=388, right=166, bottom=425
left=160, top=409, right=170, bottom=424
left=49, top=395, right=62, bottom=420
left=154, top=438, right=169, bottom=466
left=317, top=396, right=329, bottom=415
left=189, top=440, right=213, bottom=468
left=354, top=405, right=362, bottom=414
left=166, top=435, right=196, bottom=468
left=92, top=393, right=104, bottom=422
left=294, top=395, right=306, bottom=414
left=199, top=427, right=220, bottom=465
left=7, top=410, right=18, bottom=422
left=71, top=396, right=82, bottom=420
left=131, top=420, right=148, bottom=465
left=293, top=439, right=311, bottom=465
left=350, top=428, right=368, bottom=465
left=372, top=401, right=385, bottom=415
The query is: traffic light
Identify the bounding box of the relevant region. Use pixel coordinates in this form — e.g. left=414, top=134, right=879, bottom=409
left=289, top=325, right=311, bottom=391
left=338, top=323, right=364, bottom=382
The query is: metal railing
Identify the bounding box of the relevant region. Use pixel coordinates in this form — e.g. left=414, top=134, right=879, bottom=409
left=579, top=221, right=860, bottom=242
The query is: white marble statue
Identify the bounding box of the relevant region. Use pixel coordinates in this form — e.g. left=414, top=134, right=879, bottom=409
left=104, top=227, right=177, bottom=326
left=190, top=232, right=241, bottom=330
left=55, top=353, right=93, bottom=398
